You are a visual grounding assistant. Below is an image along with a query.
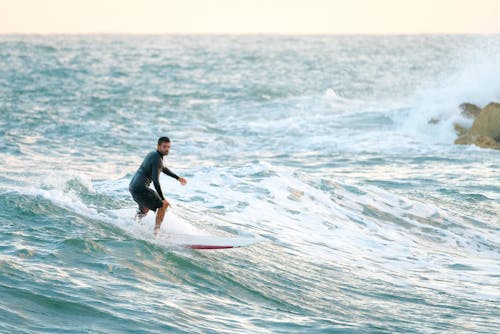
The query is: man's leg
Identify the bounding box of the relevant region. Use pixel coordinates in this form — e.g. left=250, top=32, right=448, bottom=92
left=154, top=200, right=169, bottom=235
left=131, top=188, right=151, bottom=222
left=134, top=206, right=149, bottom=222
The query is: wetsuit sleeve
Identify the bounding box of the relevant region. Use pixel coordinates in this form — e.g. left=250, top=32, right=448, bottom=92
left=162, top=167, right=180, bottom=180
left=152, top=157, right=165, bottom=200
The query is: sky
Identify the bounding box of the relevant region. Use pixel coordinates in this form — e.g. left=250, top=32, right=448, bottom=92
left=1, top=0, right=500, bottom=34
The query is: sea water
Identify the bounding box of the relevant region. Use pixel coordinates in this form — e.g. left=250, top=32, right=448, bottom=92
left=0, top=35, right=499, bottom=333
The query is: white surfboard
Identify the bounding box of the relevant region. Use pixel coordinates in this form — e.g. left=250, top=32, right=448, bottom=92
left=159, top=233, right=259, bottom=250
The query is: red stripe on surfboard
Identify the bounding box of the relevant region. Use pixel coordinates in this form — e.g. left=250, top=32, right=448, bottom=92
left=183, top=245, right=235, bottom=250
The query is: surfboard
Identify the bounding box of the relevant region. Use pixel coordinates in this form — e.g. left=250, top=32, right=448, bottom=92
left=159, top=233, right=258, bottom=250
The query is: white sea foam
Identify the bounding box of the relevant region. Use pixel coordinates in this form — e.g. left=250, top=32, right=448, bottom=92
left=148, top=161, right=498, bottom=298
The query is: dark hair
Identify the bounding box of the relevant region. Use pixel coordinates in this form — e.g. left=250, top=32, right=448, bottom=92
left=157, top=136, right=170, bottom=146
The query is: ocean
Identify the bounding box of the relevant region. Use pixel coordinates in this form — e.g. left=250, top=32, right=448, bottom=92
left=0, top=34, right=499, bottom=333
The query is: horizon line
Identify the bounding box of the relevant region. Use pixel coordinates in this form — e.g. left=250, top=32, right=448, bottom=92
left=2, top=32, right=500, bottom=36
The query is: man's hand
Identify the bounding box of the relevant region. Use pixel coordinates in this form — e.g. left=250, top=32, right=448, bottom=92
left=178, top=177, right=187, bottom=186
left=162, top=199, right=171, bottom=208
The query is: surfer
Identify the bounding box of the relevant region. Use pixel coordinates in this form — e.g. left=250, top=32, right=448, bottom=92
left=129, top=137, right=187, bottom=235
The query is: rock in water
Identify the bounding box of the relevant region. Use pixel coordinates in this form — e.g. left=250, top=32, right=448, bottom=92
left=455, top=102, right=500, bottom=150
left=459, top=103, right=482, bottom=118
left=453, top=123, right=468, bottom=136
left=432, top=103, right=480, bottom=127
left=428, top=117, right=440, bottom=125
left=468, top=103, right=500, bottom=138
left=452, top=103, right=480, bottom=135
left=474, top=135, right=500, bottom=149
left=455, top=134, right=500, bottom=149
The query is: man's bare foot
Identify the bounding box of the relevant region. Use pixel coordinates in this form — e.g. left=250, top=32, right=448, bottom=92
left=134, top=211, right=146, bottom=223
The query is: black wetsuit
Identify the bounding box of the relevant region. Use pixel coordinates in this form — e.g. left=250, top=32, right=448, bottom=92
left=129, top=150, right=179, bottom=212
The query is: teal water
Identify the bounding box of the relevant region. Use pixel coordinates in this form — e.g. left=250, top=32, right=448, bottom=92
left=0, top=35, right=499, bottom=333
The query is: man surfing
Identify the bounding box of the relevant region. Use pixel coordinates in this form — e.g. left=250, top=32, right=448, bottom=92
left=129, top=137, right=187, bottom=235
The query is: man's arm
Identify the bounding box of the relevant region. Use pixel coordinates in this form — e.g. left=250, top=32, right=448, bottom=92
left=162, top=166, right=187, bottom=186
left=162, top=166, right=179, bottom=180
left=151, top=159, right=165, bottom=200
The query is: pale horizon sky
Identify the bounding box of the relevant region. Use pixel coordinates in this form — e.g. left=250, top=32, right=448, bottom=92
left=1, top=0, right=500, bottom=35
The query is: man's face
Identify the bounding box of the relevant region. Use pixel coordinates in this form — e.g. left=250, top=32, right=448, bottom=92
left=158, top=141, right=171, bottom=155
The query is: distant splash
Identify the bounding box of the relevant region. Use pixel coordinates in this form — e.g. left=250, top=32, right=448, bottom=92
left=315, top=37, right=500, bottom=147
left=397, top=38, right=500, bottom=143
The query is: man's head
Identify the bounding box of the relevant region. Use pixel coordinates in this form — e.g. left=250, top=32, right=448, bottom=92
left=157, top=136, right=171, bottom=156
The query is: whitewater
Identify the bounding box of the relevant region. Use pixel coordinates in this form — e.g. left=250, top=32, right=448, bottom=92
left=0, top=35, right=499, bottom=333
